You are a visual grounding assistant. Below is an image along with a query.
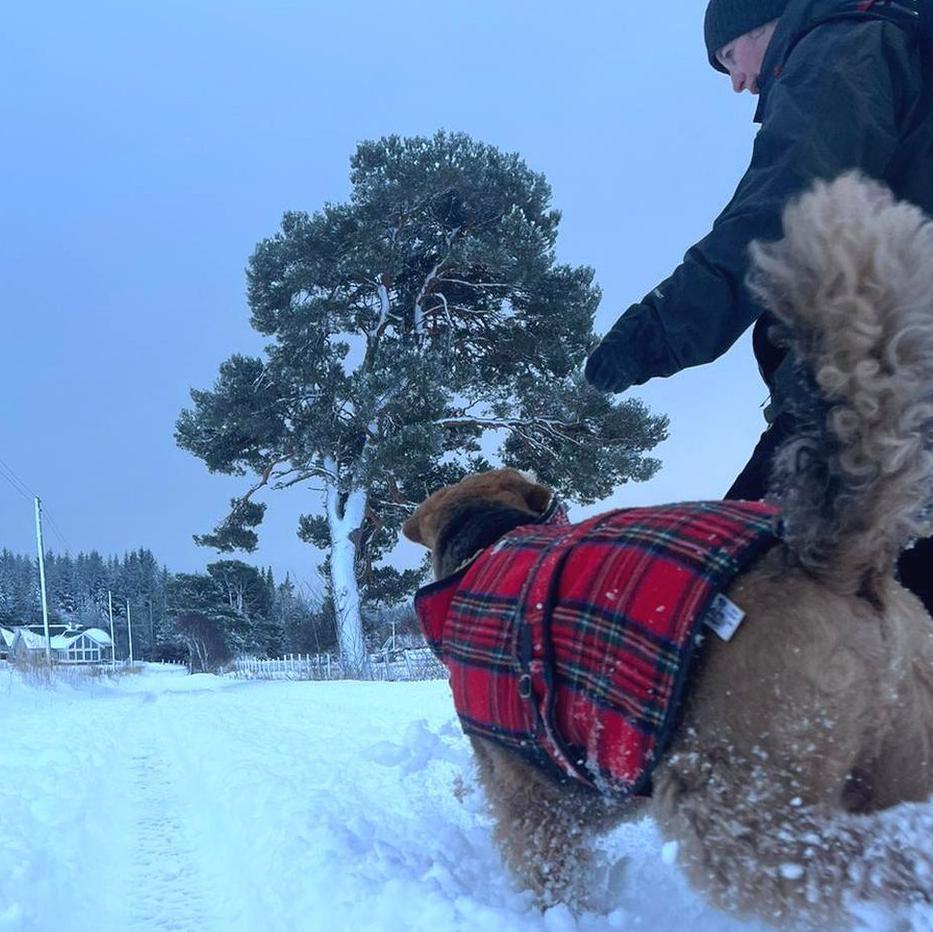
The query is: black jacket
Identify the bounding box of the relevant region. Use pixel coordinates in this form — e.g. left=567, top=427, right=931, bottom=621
left=586, top=0, right=933, bottom=398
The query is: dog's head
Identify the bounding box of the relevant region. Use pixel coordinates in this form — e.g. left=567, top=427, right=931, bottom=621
left=403, top=468, right=553, bottom=556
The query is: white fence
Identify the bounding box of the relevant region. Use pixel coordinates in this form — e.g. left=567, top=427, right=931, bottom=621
left=231, top=649, right=446, bottom=682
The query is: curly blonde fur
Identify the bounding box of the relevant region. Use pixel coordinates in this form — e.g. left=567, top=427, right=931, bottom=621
left=749, top=174, right=933, bottom=597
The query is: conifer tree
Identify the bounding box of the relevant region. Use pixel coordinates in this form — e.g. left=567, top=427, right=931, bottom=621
left=176, top=131, right=668, bottom=675
left=167, top=572, right=247, bottom=671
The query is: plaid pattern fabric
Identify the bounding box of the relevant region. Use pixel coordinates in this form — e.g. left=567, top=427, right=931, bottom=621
left=415, top=500, right=778, bottom=796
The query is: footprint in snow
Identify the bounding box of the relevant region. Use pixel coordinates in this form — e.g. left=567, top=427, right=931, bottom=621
left=362, top=719, right=465, bottom=774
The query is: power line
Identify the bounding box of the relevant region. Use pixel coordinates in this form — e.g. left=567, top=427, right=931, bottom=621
left=42, top=509, right=72, bottom=553
left=0, top=470, right=31, bottom=502
left=0, top=454, right=37, bottom=497
left=0, top=457, right=34, bottom=502
left=0, top=453, right=72, bottom=552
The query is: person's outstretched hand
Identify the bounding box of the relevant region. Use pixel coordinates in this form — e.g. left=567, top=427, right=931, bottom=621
left=584, top=309, right=644, bottom=393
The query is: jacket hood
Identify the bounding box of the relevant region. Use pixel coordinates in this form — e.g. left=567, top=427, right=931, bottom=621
left=753, top=0, right=923, bottom=122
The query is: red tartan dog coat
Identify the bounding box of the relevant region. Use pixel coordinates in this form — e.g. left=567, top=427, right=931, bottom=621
left=414, top=500, right=778, bottom=797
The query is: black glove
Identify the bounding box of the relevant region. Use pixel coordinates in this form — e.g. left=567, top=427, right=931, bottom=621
left=584, top=316, right=642, bottom=393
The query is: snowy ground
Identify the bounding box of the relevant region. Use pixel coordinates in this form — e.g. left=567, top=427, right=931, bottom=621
left=0, top=665, right=927, bottom=932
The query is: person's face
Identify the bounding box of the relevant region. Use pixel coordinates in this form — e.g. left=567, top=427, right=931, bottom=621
left=716, top=20, right=779, bottom=95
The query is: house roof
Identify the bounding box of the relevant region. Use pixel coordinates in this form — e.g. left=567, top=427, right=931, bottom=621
left=1, top=627, right=16, bottom=647
left=14, top=629, right=51, bottom=650
left=12, top=626, right=114, bottom=650
left=26, top=624, right=72, bottom=637
left=81, top=628, right=113, bottom=647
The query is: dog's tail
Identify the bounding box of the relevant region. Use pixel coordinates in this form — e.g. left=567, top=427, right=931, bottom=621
left=748, top=173, right=933, bottom=599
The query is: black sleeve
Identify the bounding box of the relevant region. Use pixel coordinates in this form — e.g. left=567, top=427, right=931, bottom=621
left=592, top=20, right=912, bottom=389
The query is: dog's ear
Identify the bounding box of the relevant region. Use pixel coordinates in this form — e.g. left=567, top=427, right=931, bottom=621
left=402, top=512, right=424, bottom=545
left=520, top=479, right=553, bottom=516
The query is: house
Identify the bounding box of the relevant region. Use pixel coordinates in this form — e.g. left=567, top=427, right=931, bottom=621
left=0, top=627, right=15, bottom=661
left=56, top=627, right=114, bottom=664
left=9, top=625, right=114, bottom=665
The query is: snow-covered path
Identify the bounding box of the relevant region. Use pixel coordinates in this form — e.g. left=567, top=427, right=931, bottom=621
left=0, top=665, right=919, bottom=931
left=120, top=739, right=210, bottom=927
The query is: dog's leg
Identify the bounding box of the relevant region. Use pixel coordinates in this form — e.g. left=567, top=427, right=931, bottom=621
left=655, top=737, right=933, bottom=928
left=470, top=736, right=622, bottom=908
left=651, top=737, right=853, bottom=925
left=651, top=564, right=933, bottom=925
left=866, top=586, right=933, bottom=809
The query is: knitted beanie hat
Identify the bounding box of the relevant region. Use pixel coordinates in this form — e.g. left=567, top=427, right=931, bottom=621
left=704, top=0, right=790, bottom=72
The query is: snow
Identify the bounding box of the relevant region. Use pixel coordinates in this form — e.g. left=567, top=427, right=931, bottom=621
left=660, top=841, right=679, bottom=866
left=0, top=664, right=926, bottom=931
left=81, top=628, right=113, bottom=646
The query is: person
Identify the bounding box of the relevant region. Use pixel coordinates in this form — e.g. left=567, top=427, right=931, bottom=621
left=584, top=0, right=933, bottom=612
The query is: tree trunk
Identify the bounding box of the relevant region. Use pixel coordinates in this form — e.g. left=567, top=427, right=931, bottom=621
left=324, top=460, right=368, bottom=677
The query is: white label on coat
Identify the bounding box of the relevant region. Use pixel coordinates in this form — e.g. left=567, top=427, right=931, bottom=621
left=703, top=594, right=746, bottom=641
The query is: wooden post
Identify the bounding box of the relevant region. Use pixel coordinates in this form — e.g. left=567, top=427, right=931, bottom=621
left=126, top=599, right=135, bottom=666
left=33, top=498, right=52, bottom=665
left=108, top=590, right=116, bottom=668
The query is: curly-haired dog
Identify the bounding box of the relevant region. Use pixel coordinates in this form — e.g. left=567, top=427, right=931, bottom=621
left=403, top=174, right=933, bottom=926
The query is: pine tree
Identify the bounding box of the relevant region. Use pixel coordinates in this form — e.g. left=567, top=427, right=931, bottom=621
left=205, top=560, right=279, bottom=655
left=176, top=131, right=668, bottom=675
left=166, top=572, right=247, bottom=671
left=0, top=550, right=37, bottom=626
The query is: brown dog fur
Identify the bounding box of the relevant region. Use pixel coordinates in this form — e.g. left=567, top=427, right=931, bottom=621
left=403, top=175, right=933, bottom=926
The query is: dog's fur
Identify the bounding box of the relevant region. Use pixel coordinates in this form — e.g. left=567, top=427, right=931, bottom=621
left=403, top=175, right=933, bottom=926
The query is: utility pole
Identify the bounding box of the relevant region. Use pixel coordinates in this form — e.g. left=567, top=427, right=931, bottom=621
left=108, top=590, right=116, bottom=668
left=126, top=598, right=135, bottom=665
left=33, top=498, right=52, bottom=665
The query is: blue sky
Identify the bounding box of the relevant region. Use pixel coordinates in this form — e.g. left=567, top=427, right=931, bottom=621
left=0, top=0, right=768, bottom=586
